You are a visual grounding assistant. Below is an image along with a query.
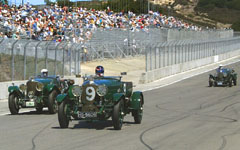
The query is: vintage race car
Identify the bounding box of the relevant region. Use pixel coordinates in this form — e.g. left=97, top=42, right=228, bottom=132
left=57, top=73, right=144, bottom=130
left=8, top=75, right=65, bottom=114
left=209, top=68, right=237, bottom=87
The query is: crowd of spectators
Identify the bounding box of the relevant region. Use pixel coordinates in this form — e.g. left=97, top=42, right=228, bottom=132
left=0, top=3, right=202, bottom=43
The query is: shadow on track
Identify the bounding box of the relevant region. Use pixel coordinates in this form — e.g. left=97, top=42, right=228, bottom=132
left=52, top=120, right=136, bottom=130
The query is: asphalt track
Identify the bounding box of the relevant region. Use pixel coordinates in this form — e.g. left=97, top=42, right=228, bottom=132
left=1, top=62, right=240, bottom=150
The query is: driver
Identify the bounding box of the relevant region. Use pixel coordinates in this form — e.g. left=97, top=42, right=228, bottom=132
left=95, top=66, right=104, bottom=77
left=217, top=64, right=223, bottom=73
left=41, top=69, right=48, bottom=77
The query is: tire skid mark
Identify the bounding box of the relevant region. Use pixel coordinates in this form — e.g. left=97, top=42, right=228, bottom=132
left=139, top=115, right=190, bottom=150
left=218, top=128, right=240, bottom=150
left=156, top=104, right=237, bottom=123
left=199, top=90, right=240, bottom=111
left=31, top=121, right=54, bottom=150
left=220, top=102, right=240, bottom=112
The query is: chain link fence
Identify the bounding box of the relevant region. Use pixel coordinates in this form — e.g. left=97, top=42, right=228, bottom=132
left=146, top=37, right=240, bottom=71
left=0, top=28, right=237, bottom=82
left=0, top=37, right=145, bottom=82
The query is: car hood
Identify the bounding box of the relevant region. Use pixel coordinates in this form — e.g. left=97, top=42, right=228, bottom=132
left=83, top=77, right=121, bottom=86
left=33, top=78, right=53, bottom=85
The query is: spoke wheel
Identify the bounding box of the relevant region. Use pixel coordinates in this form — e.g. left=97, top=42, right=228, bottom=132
left=8, top=94, right=19, bottom=115
left=133, top=96, right=143, bottom=124
left=58, top=101, right=70, bottom=128
left=48, top=90, right=58, bottom=114
left=112, top=99, right=124, bottom=130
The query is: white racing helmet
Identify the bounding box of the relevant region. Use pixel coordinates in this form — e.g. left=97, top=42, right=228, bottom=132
left=41, top=69, right=48, bottom=77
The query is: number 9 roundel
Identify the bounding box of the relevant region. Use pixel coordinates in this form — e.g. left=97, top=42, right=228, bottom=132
left=86, top=86, right=96, bottom=101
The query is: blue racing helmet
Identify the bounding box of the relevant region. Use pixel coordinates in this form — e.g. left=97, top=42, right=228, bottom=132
left=95, top=66, right=104, bottom=76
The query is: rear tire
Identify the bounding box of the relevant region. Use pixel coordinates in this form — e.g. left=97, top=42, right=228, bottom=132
left=58, top=101, right=70, bottom=128
left=48, top=90, right=58, bottom=114
left=8, top=94, right=19, bottom=115
left=112, top=99, right=124, bottom=130
left=229, top=78, right=233, bottom=87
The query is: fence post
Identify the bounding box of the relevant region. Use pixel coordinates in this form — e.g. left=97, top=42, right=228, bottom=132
left=150, top=45, right=152, bottom=71
left=45, top=41, right=51, bottom=69
left=54, top=42, right=62, bottom=75
left=154, top=46, right=157, bottom=69
left=145, top=44, right=148, bottom=72
left=35, top=41, right=42, bottom=76
left=11, top=40, right=18, bottom=81
left=78, top=46, right=81, bottom=74
left=69, top=43, right=76, bottom=76
left=23, top=41, right=31, bottom=80
left=62, top=43, right=68, bottom=76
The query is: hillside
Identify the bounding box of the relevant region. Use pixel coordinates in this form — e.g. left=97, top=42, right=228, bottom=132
left=172, top=0, right=240, bottom=31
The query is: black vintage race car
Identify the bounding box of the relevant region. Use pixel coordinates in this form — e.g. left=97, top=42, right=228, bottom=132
left=209, top=68, right=237, bottom=87
left=8, top=75, right=66, bottom=114
left=57, top=73, right=144, bottom=130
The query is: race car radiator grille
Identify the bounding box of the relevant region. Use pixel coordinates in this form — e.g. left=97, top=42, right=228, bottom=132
left=217, top=73, right=224, bottom=79
left=26, top=81, right=37, bottom=94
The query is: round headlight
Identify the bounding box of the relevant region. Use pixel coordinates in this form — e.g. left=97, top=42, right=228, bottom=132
left=19, top=84, right=27, bottom=92
left=72, top=85, right=82, bottom=97
left=97, top=85, right=108, bottom=96
left=36, top=82, right=44, bottom=92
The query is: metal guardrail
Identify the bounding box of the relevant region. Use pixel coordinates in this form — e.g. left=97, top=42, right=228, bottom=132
left=145, top=37, right=240, bottom=72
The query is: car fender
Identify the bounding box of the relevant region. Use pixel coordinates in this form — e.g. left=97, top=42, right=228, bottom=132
left=8, top=86, right=22, bottom=96
left=56, top=94, right=67, bottom=103
left=232, top=73, right=237, bottom=80
left=113, top=93, right=125, bottom=103
left=130, top=91, right=144, bottom=110
left=209, top=74, right=214, bottom=79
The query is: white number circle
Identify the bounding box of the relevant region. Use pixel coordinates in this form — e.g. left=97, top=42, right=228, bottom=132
left=86, top=87, right=95, bottom=101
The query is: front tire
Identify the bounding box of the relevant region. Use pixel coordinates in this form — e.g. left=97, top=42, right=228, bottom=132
left=48, top=90, right=58, bottom=114
left=58, top=101, right=70, bottom=128
left=209, top=81, right=213, bottom=87
left=112, top=99, right=124, bottom=130
left=36, top=107, right=43, bottom=113
left=209, top=77, right=213, bottom=87
left=8, top=94, right=20, bottom=115
left=133, top=96, right=143, bottom=124
left=233, top=79, right=237, bottom=86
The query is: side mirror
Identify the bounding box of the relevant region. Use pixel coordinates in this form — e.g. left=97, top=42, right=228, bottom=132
left=76, top=74, right=81, bottom=78
left=121, top=72, right=127, bottom=76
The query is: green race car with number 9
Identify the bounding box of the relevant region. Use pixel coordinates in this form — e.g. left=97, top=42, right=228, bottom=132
left=57, top=73, right=144, bottom=130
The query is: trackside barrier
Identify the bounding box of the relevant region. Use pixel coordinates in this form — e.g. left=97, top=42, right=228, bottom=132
left=142, top=37, right=240, bottom=83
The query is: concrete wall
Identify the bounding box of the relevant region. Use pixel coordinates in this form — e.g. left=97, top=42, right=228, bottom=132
left=140, top=49, right=240, bottom=84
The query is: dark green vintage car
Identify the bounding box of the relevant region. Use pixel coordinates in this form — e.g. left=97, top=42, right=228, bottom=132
left=209, top=68, right=237, bottom=87
left=8, top=75, right=65, bottom=114
left=57, top=74, right=144, bottom=130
